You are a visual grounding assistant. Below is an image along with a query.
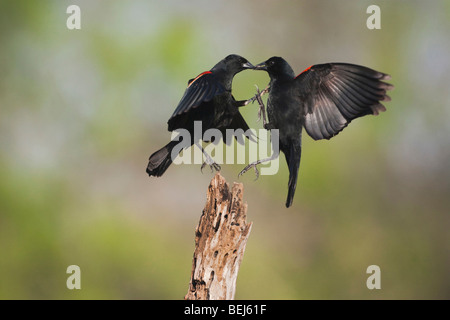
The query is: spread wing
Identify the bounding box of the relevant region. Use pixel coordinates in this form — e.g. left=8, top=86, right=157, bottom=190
left=295, top=63, right=393, bottom=140
left=169, top=71, right=225, bottom=118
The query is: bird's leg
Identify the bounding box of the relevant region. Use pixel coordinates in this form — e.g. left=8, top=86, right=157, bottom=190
left=243, top=85, right=270, bottom=126
left=195, top=142, right=221, bottom=173
left=238, top=152, right=278, bottom=181
left=254, top=85, right=268, bottom=127
left=237, top=84, right=271, bottom=127
left=239, top=84, right=269, bottom=107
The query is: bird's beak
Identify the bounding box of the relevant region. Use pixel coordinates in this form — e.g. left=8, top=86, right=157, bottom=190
left=242, top=61, right=255, bottom=69
left=254, top=62, right=267, bottom=71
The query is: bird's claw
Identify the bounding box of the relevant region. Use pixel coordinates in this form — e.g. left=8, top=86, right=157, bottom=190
left=245, top=85, right=269, bottom=107
left=201, top=161, right=221, bottom=173
left=244, top=94, right=258, bottom=106
left=252, top=85, right=268, bottom=126
left=238, top=162, right=260, bottom=181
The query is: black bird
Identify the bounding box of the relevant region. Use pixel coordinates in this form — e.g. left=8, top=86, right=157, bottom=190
left=146, top=54, right=254, bottom=177
left=241, top=57, right=393, bottom=207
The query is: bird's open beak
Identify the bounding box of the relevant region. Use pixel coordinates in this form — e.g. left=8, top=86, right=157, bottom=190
left=254, top=62, right=267, bottom=71
left=242, top=61, right=255, bottom=69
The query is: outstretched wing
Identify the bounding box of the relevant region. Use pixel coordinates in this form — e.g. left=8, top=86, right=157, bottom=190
left=169, top=71, right=225, bottom=118
left=295, top=63, right=393, bottom=140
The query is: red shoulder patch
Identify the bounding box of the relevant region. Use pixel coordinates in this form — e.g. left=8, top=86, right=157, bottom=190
left=188, top=71, right=212, bottom=87
left=295, top=65, right=312, bottom=78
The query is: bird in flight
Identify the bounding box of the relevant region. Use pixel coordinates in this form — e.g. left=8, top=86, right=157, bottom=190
left=240, top=57, right=393, bottom=207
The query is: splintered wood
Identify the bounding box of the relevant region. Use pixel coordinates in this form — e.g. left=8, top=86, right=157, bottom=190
left=185, top=173, right=252, bottom=300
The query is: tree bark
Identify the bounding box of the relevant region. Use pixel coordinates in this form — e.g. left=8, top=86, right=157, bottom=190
left=184, top=172, right=252, bottom=300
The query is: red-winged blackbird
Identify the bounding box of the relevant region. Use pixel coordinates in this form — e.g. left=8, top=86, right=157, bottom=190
left=146, top=54, right=254, bottom=177
left=241, top=57, right=393, bottom=208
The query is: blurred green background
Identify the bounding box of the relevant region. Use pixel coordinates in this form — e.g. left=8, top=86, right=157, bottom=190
left=1, top=0, right=449, bottom=299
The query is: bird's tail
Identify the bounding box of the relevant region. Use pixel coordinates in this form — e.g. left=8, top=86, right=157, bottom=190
left=285, top=141, right=302, bottom=208
left=146, top=140, right=179, bottom=177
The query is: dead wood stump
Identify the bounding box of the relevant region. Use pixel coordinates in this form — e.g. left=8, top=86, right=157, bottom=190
left=184, top=172, right=252, bottom=300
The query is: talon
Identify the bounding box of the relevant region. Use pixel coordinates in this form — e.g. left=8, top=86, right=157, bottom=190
left=253, top=165, right=260, bottom=181
left=201, top=161, right=221, bottom=173
left=238, top=165, right=250, bottom=178
left=238, top=168, right=247, bottom=178
left=245, top=93, right=258, bottom=106
left=244, top=96, right=256, bottom=106
left=238, top=163, right=260, bottom=180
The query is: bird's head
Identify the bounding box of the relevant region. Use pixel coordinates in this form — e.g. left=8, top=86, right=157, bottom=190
left=213, top=54, right=254, bottom=75
left=254, top=56, right=295, bottom=79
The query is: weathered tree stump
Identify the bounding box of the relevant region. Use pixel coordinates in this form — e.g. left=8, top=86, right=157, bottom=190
left=185, top=172, right=252, bottom=300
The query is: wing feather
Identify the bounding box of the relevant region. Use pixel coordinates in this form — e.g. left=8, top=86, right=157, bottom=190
left=168, top=71, right=225, bottom=131
left=297, top=63, right=393, bottom=140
